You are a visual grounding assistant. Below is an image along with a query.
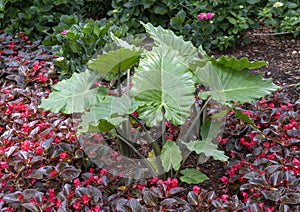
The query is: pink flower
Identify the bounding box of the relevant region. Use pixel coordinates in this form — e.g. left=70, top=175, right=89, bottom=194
left=74, top=178, right=81, bottom=187
left=206, top=12, right=215, bottom=20
left=220, top=176, right=229, bottom=185
left=148, top=176, right=158, bottom=184
left=197, top=12, right=215, bottom=20
left=0, top=162, right=8, bottom=169
left=81, top=194, right=90, bottom=205
left=171, top=178, right=178, bottom=187
left=49, top=188, right=55, bottom=202
left=73, top=201, right=81, bottom=210
left=131, top=111, right=138, bottom=116
left=197, top=12, right=207, bottom=20
left=242, top=191, right=249, bottom=203
left=60, top=152, right=69, bottom=160
left=50, top=170, right=57, bottom=177
left=32, top=61, right=42, bottom=71
left=192, top=186, right=201, bottom=194
left=61, top=30, right=69, bottom=35
left=220, top=194, right=229, bottom=202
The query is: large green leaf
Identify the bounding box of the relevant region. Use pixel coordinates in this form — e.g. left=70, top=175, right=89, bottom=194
left=39, top=70, right=106, bottom=114
left=183, top=118, right=228, bottom=162
left=131, top=46, right=195, bottom=126
left=110, top=32, right=144, bottom=51
left=141, top=22, right=201, bottom=62
left=78, top=97, right=114, bottom=133
left=210, top=55, right=267, bottom=70
left=184, top=140, right=228, bottom=162
left=88, top=47, right=143, bottom=76
left=180, top=168, right=208, bottom=184
left=231, top=107, right=260, bottom=132
left=0, top=0, right=8, bottom=12
left=78, top=95, right=141, bottom=133
left=200, top=118, right=222, bottom=142
left=196, top=61, right=280, bottom=103
left=161, top=140, right=182, bottom=172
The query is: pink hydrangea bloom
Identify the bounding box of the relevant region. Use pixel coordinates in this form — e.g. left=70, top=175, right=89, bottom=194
left=206, top=12, right=215, bottom=20
left=61, top=30, right=69, bottom=35
left=197, top=12, right=207, bottom=20
left=197, top=12, right=215, bottom=20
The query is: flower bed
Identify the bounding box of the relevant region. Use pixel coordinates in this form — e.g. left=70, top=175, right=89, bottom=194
left=0, top=31, right=299, bottom=211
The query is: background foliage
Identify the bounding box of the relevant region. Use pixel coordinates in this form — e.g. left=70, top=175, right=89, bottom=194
left=80, top=0, right=113, bottom=19
left=0, top=0, right=84, bottom=40
left=107, top=0, right=265, bottom=51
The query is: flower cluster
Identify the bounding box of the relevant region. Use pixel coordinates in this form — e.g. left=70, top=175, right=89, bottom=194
left=273, top=2, right=284, bottom=8
left=218, top=93, right=300, bottom=210
left=197, top=12, right=215, bottom=20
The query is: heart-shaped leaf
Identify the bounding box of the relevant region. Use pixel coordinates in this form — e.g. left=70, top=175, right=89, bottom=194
left=180, top=168, right=208, bottom=184
left=39, top=70, right=107, bottom=113
left=160, top=140, right=182, bottom=172
left=131, top=45, right=194, bottom=126
left=196, top=62, right=279, bottom=103
left=88, top=47, right=142, bottom=76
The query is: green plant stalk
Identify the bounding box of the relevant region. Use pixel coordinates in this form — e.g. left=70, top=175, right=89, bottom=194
left=116, top=64, right=131, bottom=156
left=117, top=63, right=122, bottom=97
left=115, top=133, right=158, bottom=177
left=126, top=68, right=132, bottom=141
left=130, top=115, right=166, bottom=179
left=126, top=69, right=131, bottom=95
left=161, top=107, right=166, bottom=146
left=174, top=96, right=212, bottom=178
left=182, top=97, right=212, bottom=141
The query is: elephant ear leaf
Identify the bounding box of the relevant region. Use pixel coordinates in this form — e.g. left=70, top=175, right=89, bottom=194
left=210, top=55, right=267, bottom=70
left=161, top=140, right=182, bottom=172
left=88, top=47, right=143, bottom=77
left=39, top=70, right=107, bottom=114
left=196, top=61, right=279, bottom=103
left=183, top=118, right=228, bottom=162
left=131, top=45, right=195, bottom=126
left=78, top=95, right=141, bottom=133
left=141, top=22, right=200, bottom=61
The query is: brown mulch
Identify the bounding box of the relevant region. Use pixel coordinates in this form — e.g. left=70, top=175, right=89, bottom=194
left=212, top=27, right=300, bottom=103
left=196, top=27, right=300, bottom=195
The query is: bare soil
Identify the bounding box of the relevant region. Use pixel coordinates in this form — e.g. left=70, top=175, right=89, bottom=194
left=212, top=27, right=300, bottom=103
left=196, top=27, right=300, bottom=194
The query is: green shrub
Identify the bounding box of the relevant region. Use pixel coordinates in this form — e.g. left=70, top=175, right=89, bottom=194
left=258, top=0, right=300, bottom=37
left=0, top=0, right=84, bottom=40
left=48, top=17, right=111, bottom=78
left=107, top=0, right=264, bottom=52
left=80, top=0, right=113, bottom=19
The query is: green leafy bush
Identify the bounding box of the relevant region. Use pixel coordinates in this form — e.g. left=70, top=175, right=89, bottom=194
left=0, top=0, right=83, bottom=40
left=46, top=18, right=111, bottom=78
left=80, top=0, right=113, bottom=19
left=258, top=0, right=300, bottom=37
left=39, top=23, right=279, bottom=184
left=107, top=0, right=264, bottom=51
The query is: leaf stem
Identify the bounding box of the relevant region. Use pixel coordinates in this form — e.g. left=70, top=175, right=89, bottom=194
left=161, top=107, right=166, bottom=146
left=117, top=63, right=122, bottom=97
left=130, top=115, right=166, bottom=179
left=182, top=97, right=212, bottom=141
left=115, top=133, right=158, bottom=177
left=174, top=96, right=212, bottom=178
left=126, top=69, right=131, bottom=95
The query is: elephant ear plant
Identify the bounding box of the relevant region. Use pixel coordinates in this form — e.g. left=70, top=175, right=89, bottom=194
left=39, top=22, right=279, bottom=184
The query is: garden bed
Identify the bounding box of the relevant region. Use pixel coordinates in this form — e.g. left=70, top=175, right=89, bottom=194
left=0, top=27, right=299, bottom=212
